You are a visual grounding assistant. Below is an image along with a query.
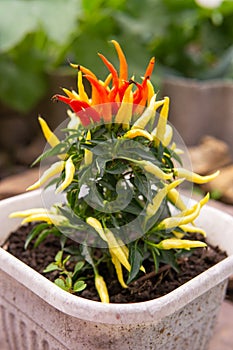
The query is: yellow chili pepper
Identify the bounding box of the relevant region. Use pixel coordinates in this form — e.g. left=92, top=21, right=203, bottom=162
left=84, top=130, right=93, bottom=166
left=174, top=193, right=209, bottom=218
left=156, top=203, right=201, bottom=230
left=156, top=238, right=206, bottom=250
left=56, top=156, right=75, bottom=193
left=179, top=224, right=207, bottom=237
left=199, top=192, right=210, bottom=207
left=38, top=117, right=66, bottom=160
left=167, top=188, right=187, bottom=211
left=132, top=94, right=157, bottom=130
left=172, top=230, right=185, bottom=239
left=94, top=272, right=110, bottom=303
left=146, top=179, right=184, bottom=218
left=152, top=124, right=173, bottom=147
left=152, top=97, right=169, bottom=146
left=174, top=168, right=220, bottom=184
left=124, top=129, right=153, bottom=141
left=111, top=253, right=128, bottom=288
left=133, top=97, right=165, bottom=130
left=26, top=160, right=65, bottom=191
left=115, top=84, right=133, bottom=128
left=119, top=157, right=172, bottom=181
left=146, top=79, right=155, bottom=105
left=77, top=70, right=89, bottom=103
left=62, top=88, right=78, bottom=100
left=137, top=160, right=173, bottom=180
left=21, top=213, right=68, bottom=226
left=86, top=218, right=134, bottom=285
left=9, top=208, right=49, bottom=218
left=117, top=237, right=145, bottom=273
left=86, top=217, right=107, bottom=242
left=105, top=229, right=131, bottom=272
left=38, top=116, right=60, bottom=148
left=170, top=142, right=184, bottom=155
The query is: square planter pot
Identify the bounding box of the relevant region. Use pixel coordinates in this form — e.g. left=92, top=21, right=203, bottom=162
left=0, top=190, right=233, bottom=350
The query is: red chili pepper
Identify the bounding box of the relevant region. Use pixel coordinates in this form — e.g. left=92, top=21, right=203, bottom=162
left=52, top=94, right=100, bottom=125
left=77, top=109, right=96, bottom=126
left=111, top=102, right=120, bottom=115
left=53, top=94, right=88, bottom=112
left=133, top=81, right=144, bottom=105
left=98, top=53, right=120, bottom=104
left=118, top=80, right=131, bottom=101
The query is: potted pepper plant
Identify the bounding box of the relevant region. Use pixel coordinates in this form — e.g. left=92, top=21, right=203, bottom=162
left=0, top=40, right=233, bottom=350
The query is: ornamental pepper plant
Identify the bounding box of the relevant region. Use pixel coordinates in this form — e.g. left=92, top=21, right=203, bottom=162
left=10, top=40, right=219, bottom=303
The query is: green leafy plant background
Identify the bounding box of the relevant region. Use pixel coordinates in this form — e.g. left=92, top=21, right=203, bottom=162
left=0, top=0, right=233, bottom=112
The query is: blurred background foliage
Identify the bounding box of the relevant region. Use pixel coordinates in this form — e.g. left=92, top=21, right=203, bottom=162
left=0, top=0, right=233, bottom=112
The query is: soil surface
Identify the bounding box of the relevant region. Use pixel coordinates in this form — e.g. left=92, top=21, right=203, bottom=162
left=3, top=223, right=228, bottom=303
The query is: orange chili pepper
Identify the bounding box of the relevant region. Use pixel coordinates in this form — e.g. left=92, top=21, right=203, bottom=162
left=111, top=39, right=128, bottom=81
left=70, top=63, right=98, bottom=80
left=84, top=75, right=112, bottom=123
left=144, top=57, right=155, bottom=79
left=136, top=78, right=149, bottom=109
left=103, top=73, right=112, bottom=88
left=84, top=74, right=109, bottom=105
left=98, top=53, right=119, bottom=88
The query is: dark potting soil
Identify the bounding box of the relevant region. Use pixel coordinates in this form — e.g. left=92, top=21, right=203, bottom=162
left=3, top=223, right=227, bottom=304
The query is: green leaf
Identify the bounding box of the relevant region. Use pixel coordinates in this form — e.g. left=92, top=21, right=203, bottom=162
left=134, top=173, right=153, bottom=202
left=127, top=242, right=144, bottom=284
left=24, top=223, right=49, bottom=249
left=74, top=261, right=85, bottom=274
left=66, top=276, right=73, bottom=289
left=116, top=140, right=156, bottom=163
left=64, top=245, right=81, bottom=255
left=80, top=246, right=95, bottom=269
left=34, top=230, right=51, bottom=248
left=54, top=278, right=67, bottom=291
left=73, top=280, right=87, bottom=292
left=63, top=255, right=71, bottom=265
left=123, top=200, right=143, bottom=216
left=159, top=250, right=179, bottom=273
left=55, top=250, right=63, bottom=264
left=0, top=0, right=82, bottom=52
left=43, top=262, right=59, bottom=273
left=105, top=160, right=129, bottom=174
left=31, top=142, right=68, bottom=166
left=151, top=248, right=159, bottom=273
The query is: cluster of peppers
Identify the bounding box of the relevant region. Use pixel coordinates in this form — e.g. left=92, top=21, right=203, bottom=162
left=10, top=41, right=219, bottom=303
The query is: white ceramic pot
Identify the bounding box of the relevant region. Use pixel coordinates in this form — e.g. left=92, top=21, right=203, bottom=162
left=0, top=190, right=233, bottom=350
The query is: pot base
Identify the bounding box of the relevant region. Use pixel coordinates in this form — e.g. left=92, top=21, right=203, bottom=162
left=0, top=269, right=227, bottom=350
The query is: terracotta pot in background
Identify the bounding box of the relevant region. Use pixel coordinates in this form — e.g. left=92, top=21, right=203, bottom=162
left=161, top=77, right=233, bottom=155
